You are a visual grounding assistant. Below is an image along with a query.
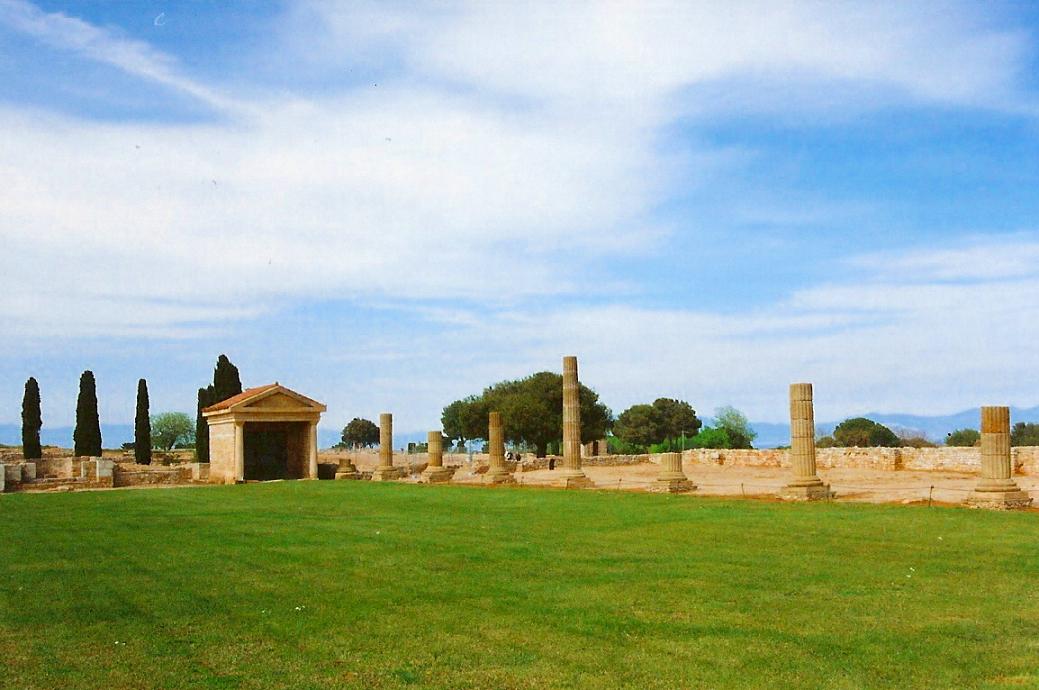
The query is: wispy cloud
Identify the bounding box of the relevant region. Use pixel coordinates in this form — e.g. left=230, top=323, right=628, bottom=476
left=0, top=0, right=238, bottom=112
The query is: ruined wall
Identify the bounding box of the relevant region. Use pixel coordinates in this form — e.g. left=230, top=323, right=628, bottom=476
left=668, top=446, right=1039, bottom=475
left=113, top=466, right=193, bottom=487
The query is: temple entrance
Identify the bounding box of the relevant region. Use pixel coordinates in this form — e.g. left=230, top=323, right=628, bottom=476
left=244, top=423, right=290, bottom=480
left=242, top=421, right=310, bottom=481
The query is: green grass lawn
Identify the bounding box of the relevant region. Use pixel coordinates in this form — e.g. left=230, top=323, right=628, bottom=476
left=1, top=482, right=1038, bottom=689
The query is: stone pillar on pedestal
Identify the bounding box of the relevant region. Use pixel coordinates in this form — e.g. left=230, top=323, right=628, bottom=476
left=560, top=355, right=594, bottom=488
left=421, top=431, right=454, bottom=483
left=371, top=413, right=400, bottom=481
left=966, top=406, right=1032, bottom=509
left=485, top=412, right=515, bottom=484
left=780, top=383, right=831, bottom=500
left=656, top=452, right=695, bottom=493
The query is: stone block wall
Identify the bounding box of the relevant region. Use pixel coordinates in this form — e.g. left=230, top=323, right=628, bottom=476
left=113, top=466, right=192, bottom=487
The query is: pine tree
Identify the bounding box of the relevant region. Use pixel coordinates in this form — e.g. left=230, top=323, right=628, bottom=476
left=195, top=385, right=214, bottom=462
left=212, top=354, right=242, bottom=403
left=73, top=370, right=102, bottom=457
left=135, top=378, right=152, bottom=465
left=21, top=377, right=42, bottom=460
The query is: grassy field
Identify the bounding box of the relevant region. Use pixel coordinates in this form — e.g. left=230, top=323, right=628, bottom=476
left=1, top=482, right=1038, bottom=689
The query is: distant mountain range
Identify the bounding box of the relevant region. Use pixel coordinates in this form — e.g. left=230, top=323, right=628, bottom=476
left=745, top=405, right=1039, bottom=448
left=4, top=406, right=1039, bottom=451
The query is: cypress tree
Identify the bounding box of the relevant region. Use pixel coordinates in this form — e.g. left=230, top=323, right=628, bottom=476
left=212, top=354, right=242, bottom=404
left=135, top=378, right=151, bottom=465
left=21, top=377, right=42, bottom=460
left=195, top=385, right=214, bottom=462
left=73, top=370, right=102, bottom=457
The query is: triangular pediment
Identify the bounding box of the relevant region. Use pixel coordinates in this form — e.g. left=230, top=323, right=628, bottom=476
left=242, top=391, right=313, bottom=410
left=204, top=383, right=326, bottom=415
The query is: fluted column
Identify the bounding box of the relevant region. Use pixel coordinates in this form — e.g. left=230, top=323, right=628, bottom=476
left=371, top=412, right=399, bottom=481
left=421, top=430, right=453, bottom=483
left=485, top=411, right=515, bottom=484
left=560, top=355, right=593, bottom=488
left=656, top=451, right=694, bottom=493
left=780, top=383, right=830, bottom=500
left=966, top=406, right=1031, bottom=509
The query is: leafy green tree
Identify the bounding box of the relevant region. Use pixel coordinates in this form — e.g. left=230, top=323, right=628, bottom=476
left=614, top=404, right=665, bottom=449
left=686, top=426, right=732, bottom=449
left=442, top=371, right=612, bottom=457
left=341, top=417, right=380, bottom=448
left=151, top=412, right=196, bottom=451
left=945, top=428, right=980, bottom=447
left=442, top=396, right=489, bottom=446
left=652, top=398, right=702, bottom=443
left=832, top=417, right=899, bottom=447
left=21, top=377, right=42, bottom=460
left=135, top=378, right=152, bottom=465
left=714, top=406, right=756, bottom=449
left=73, top=370, right=102, bottom=457
left=1010, top=422, right=1039, bottom=446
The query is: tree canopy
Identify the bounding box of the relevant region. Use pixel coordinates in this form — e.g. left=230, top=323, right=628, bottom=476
left=831, top=417, right=900, bottom=447
left=73, top=370, right=102, bottom=457
left=441, top=371, right=612, bottom=456
left=713, top=406, right=756, bottom=449
left=151, top=412, right=195, bottom=451
left=945, top=428, right=980, bottom=447
left=613, top=398, right=705, bottom=451
left=1010, top=422, right=1039, bottom=446
left=21, top=377, right=42, bottom=460
left=342, top=417, right=380, bottom=448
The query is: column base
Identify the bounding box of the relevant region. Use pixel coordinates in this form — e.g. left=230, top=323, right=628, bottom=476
left=420, top=467, right=455, bottom=484
left=654, top=478, right=696, bottom=493
left=779, top=482, right=832, bottom=501
left=964, top=489, right=1032, bottom=510
left=335, top=469, right=362, bottom=480
left=558, top=474, right=595, bottom=489
left=484, top=472, right=516, bottom=485
left=370, top=467, right=403, bottom=482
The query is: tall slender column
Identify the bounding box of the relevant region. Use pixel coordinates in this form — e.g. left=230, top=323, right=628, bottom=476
left=233, top=421, right=245, bottom=484
left=560, top=355, right=593, bottom=488
left=966, top=406, right=1032, bottom=509
left=656, top=451, right=695, bottom=493
left=421, top=430, right=453, bottom=483
left=485, top=412, right=515, bottom=484
left=372, top=412, right=399, bottom=481
left=307, top=422, right=319, bottom=479
left=780, top=383, right=831, bottom=500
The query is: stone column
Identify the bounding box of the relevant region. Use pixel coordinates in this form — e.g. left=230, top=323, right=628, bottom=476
left=421, top=431, right=454, bottom=483
left=560, top=355, right=593, bottom=488
left=485, top=411, right=515, bottom=484
left=656, top=452, right=694, bottom=493
left=966, top=406, right=1032, bottom=509
left=307, top=422, right=319, bottom=479
left=780, top=383, right=831, bottom=500
left=234, top=421, right=245, bottom=484
left=371, top=412, right=399, bottom=481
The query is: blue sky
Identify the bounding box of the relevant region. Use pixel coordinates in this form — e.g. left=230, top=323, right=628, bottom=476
left=3, top=0, right=1039, bottom=438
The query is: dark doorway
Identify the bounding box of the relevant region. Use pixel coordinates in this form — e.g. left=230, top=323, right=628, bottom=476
left=244, top=423, right=289, bottom=480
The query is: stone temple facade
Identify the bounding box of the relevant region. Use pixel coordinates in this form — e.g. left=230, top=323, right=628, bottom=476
left=203, top=383, right=325, bottom=484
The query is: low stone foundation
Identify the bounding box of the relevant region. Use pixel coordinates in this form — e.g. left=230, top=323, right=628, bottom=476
left=673, top=447, right=1038, bottom=475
